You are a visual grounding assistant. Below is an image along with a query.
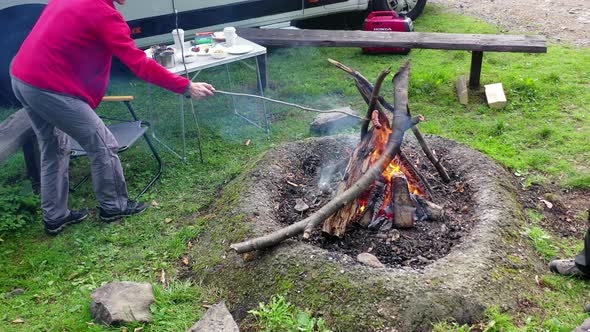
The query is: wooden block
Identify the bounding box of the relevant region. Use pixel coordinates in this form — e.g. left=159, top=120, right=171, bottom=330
left=455, top=75, right=468, bottom=105
left=484, top=83, right=507, bottom=109
left=309, top=107, right=360, bottom=136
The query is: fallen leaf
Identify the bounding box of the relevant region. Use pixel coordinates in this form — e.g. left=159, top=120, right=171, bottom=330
left=151, top=200, right=160, bottom=208
left=11, top=319, right=24, bottom=324
left=202, top=304, right=212, bottom=309
left=534, top=275, right=540, bottom=286
left=134, top=327, right=144, bottom=332
left=164, top=218, right=173, bottom=223
left=242, top=252, right=256, bottom=262
left=244, top=139, right=251, bottom=146
left=187, top=241, right=193, bottom=250
left=540, top=199, right=553, bottom=209
left=122, top=328, right=128, bottom=332
left=66, top=272, right=79, bottom=280
left=182, top=256, right=190, bottom=266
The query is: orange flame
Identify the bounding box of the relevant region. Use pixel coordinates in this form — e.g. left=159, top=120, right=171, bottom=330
left=357, top=124, right=424, bottom=218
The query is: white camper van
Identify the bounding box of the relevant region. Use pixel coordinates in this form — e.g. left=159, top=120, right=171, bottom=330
left=0, top=0, right=427, bottom=105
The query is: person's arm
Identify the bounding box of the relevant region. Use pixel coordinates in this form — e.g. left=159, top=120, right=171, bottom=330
left=96, top=9, right=214, bottom=98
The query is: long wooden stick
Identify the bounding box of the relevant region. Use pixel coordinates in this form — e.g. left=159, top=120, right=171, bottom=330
left=215, top=90, right=366, bottom=120
left=406, top=106, right=451, bottom=183
left=329, top=58, right=395, bottom=114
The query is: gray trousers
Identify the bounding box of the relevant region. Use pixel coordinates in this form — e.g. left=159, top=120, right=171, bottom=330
left=11, top=78, right=128, bottom=222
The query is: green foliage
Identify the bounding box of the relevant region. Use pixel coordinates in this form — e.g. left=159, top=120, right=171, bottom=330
left=0, top=184, right=39, bottom=234
left=249, top=295, right=331, bottom=332
left=433, top=321, right=475, bottom=331
left=523, top=225, right=558, bottom=260
left=483, top=307, right=519, bottom=332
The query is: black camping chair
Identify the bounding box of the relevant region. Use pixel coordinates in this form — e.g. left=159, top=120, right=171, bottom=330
left=69, top=96, right=163, bottom=199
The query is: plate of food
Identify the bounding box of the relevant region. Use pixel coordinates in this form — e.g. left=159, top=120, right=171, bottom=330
left=210, top=46, right=227, bottom=59
left=182, top=54, right=197, bottom=63
left=226, top=45, right=253, bottom=55
left=191, top=44, right=211, bottom=56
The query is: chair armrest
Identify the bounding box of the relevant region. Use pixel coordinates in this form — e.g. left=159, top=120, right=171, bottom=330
left=102, top=96, right=135, bottom=102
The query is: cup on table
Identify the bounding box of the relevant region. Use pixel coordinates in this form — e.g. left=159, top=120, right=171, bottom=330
left=223, top=27, right=237, bottom=47
left=171, top=28, right=185, bottom=50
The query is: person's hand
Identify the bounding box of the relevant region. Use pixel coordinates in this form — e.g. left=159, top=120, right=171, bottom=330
left=187, top=82, right=215, bottom=100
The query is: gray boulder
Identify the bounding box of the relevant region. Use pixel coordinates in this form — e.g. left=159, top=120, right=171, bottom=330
left=4, top=288, right=25, bottom=299
left=187, top=301, right=239, bottom=332
left=357, top=252, right=385, bottom=268
left=90, top=281, right=154, bottom=325
left=309, top=107, right=360, bottom=136
left=574, top=318, right=590, bottom=332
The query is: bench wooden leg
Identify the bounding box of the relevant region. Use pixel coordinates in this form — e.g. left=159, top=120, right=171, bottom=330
left=469, top=51, right=484, bottom=88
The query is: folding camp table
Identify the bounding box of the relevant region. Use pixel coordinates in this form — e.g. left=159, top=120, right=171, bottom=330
left=145, top=36, right=268, bottom=161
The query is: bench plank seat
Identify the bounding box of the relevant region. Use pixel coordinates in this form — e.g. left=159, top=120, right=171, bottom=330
left=237, top=28, right=547, bottom=87
left=237, top=28, right=547, bottom=53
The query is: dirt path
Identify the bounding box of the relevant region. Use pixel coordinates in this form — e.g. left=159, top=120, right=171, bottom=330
left=428, top=0, right=590, bottom=47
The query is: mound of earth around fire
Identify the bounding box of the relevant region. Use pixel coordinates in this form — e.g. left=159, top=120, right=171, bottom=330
left=196, top=135, right=543, bottom=331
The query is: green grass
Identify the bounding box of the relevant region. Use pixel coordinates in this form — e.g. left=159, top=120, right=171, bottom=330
left=1, top=4, right=590, bottom=331
left=248, top=295, right=331, bottom=332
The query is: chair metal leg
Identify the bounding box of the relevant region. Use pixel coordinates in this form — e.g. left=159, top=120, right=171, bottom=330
left=134, top=128, right=163, bottom=200
left=70, top=173, right=90, bottom=193
left=121, top=101, right=164, bottom=199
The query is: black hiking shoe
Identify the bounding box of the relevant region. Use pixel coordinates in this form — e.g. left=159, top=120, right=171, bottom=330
left=99, top=200, right=149, bottom=222
left=549, top=259, right=587, bottom=277
left=44, top=209, right=89, bottom=235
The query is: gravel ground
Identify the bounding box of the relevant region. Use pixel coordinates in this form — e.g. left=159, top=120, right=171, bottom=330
left=428, top=0, right=590, bottom=47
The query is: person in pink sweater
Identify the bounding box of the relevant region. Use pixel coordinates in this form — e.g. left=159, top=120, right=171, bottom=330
left=10, top=0, right=215, bottom=235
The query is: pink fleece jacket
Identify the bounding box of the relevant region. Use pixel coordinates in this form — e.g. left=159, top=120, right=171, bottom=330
left=11, top=0, right=190, bottom=109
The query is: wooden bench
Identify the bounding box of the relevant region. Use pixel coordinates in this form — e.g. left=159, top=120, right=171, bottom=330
left=237, top=28, right=547, bottom=87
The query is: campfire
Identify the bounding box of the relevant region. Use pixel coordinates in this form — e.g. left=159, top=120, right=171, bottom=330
left=231, top=60, right=451, bottom=255
left=323, top=111, right=431, bottom=237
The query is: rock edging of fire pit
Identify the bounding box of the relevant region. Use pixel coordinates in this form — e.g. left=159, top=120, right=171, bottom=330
left=192, top=135, right=540, bottom=331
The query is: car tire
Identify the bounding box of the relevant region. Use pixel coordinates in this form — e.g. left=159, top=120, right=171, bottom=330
left=0, top=4, right=45, bottom=107
left=372, top=0, right=427, bottom=20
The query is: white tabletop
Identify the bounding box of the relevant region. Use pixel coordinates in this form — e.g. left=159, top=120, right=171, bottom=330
left=146, top=36, right=266, bottom=75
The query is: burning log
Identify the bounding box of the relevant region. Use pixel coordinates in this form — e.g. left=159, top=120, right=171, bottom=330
left=414, top=195, right=447, bottom=222
left=392, top=176, right=417, bottom=228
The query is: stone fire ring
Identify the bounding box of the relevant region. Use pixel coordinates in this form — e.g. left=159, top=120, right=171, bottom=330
left=205, top=135, right=533, bottom=331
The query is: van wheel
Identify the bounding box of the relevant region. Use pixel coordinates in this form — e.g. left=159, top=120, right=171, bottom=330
left=372, top=0, right=427, bottom=20
left=0, top=4, right=45, bottom=107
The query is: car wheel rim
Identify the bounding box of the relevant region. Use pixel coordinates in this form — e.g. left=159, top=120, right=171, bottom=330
left=387, top=0, right=419, bottom=15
